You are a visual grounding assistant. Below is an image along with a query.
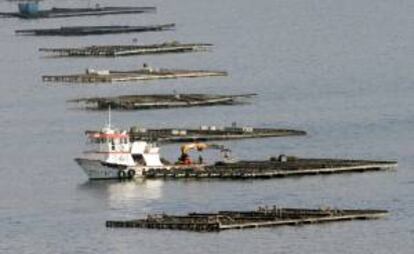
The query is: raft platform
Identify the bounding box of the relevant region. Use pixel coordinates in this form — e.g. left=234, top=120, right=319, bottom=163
left=106, top=206, right=389, bottom=232
left=121, top=125, right=306, bottom=143
left=0, top=6, right=156, bottom=19
left=15, top=24, right=175, bottom=36
left=39, top=42, right=212, bottom=57
left=69, top=93, right=256, bottom=110
left=143, top=157, right=397, bottom=179
left=42, top=67, right=227, bottom=83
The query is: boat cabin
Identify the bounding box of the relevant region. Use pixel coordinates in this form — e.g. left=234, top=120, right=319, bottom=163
left=85, top=127, right=163, bottom=167
left=87, top=127, right=131, bottom=153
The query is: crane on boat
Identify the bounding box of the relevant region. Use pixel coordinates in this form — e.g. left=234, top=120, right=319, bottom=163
left=178, top=143, right=229, bottom=165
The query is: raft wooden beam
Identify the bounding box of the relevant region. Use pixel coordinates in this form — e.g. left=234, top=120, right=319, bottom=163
left=106, top=206, right=389, bottom=232
left=39, top=42, right=213, bottom=57
left=143, top=158, right=397, bottom=179
left=42, top=67, right=227, bottom=83
left=1, top=6, right=156, bottom=19
left=68, top=93, right=256, bottom=110
left=16, top=24, right=175, bottom=36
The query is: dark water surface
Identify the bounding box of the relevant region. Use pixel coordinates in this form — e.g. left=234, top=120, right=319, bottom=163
left=0, top=0, right=413, bottom=253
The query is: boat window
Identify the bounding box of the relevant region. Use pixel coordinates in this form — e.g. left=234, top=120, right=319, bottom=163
left=133, top=154, right=145, bottom=165
left=111, top=139, right=116, bottom=150
left=88, top=137, right=101, bottom=144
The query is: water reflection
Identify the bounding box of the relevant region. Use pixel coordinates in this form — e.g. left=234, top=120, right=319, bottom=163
left=78, top=179, right=164, bottom=210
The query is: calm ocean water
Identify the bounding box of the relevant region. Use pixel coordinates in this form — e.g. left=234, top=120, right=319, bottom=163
left=0, top=0, right=413, bottom=253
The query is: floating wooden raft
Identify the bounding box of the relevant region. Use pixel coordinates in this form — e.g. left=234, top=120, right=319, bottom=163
left=106, top=206, right=389, bottom=232
left=39, top=42, right=213, bottom=57
left=16, top=24, right=175, bottom=36
left=143, top=157, right=397, bottom=179
left=0, top=6, right=156, bottom=19
left=69, top=93, right=256, bottom=110
left=126, top=126, right=306, bottom=142
left=42, top=67, right=227, bottom=83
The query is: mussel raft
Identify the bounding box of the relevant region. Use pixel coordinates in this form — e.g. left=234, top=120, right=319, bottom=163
left=141, top=157, right=397, bottom=179
left=106, top=206, right=389, bottom=232
left=69, top=93, right=256, bottom=110
left=39, top=42, right=212, bottom=57
left=0, top=6, right=156, bottom=19
left=16, top=24, right=175, bottom=36
left=42, top=66, right=227, bottom=83
left=87, top=125, right=306, bottom=143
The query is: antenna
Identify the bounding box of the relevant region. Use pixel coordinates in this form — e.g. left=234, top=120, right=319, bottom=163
left=107, top=105, right=111, bottom=128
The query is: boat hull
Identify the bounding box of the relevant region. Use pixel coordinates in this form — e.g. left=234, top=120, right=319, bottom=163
left=75, top=158, right=175, bottom=180
left=75, top=158, right=126, bottom=180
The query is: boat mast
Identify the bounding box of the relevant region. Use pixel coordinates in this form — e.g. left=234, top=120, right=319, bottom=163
left=107, top=105, right=111, bottom=129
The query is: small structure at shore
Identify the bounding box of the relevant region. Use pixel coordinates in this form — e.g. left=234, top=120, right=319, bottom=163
left=42, top=65, right=227, bottom=83
left=1, top=3, right=155, bottom=19
left=69, top=93, right=256, bottom=110
left=106, top=206, right=389, bottom=232
left=39, top=42, right=213, bottom=57
left=16, top=24, right=175, bottom=36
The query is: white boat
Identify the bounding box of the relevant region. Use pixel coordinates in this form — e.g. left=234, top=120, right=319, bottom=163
left=74, top=108, right=179, bottom=180
left=74, top=125, right=173, bottom=180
